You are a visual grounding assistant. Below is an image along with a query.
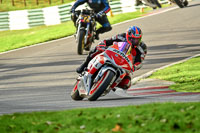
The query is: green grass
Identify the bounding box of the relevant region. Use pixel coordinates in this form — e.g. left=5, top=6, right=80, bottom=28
left=0, top=102, right=199, bottom=133
left=0, top=0, right=75, bottom=12
left=149, top=56, right=200, bottom=92
left=0, top=6, right=157, bottom=53
left=0, top=21, right=76, bottom=52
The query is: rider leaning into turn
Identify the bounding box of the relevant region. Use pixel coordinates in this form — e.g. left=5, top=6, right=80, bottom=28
left=76, top=26, right=147, bottom=90
left=70, top=0, right=112, bottom=40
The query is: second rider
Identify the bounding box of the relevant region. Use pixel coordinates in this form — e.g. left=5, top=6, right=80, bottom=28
left=71, top=0, right=112, bottom=40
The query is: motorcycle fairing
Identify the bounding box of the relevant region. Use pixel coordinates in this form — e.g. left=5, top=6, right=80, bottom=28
left=87, top=53, right=105, bottom=75
left=86, top=42, right=133, bottom=89
left=105, top=47, right=133, bottom=72
left=75, top=72, right=93, bottom=97
left=74, top=41, right=134, bottom=98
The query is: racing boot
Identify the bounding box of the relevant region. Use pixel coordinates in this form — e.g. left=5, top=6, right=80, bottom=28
left=76, top=55, right=92, bottom=74
left=95, top=33, right=99, bottom=40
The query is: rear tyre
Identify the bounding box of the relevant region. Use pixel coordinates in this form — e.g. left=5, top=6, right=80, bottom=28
left=71, top=81, right=84, bottom=100
left=174, top=0, right=184, bottom=8
left=153, top=0, right=162, bottom=8
left=88, top=70, right=115, bottom=101
left=143, top=0, right=157, bottom=9
left=183, top=0, right=188, bottom=6
left=77, top=29, right=85, bottom=55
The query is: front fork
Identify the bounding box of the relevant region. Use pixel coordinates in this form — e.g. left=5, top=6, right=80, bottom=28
left=84, top=23, right=90, bottom=45
left=76, top=23, right=81, bottom=42
left=76, top=22, right=90, bottom=46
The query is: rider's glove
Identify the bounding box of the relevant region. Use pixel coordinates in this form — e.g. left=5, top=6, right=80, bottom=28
left=70, top=10, right=75, bottom=20
left=96, top=11, right=105, bottom=18
left=70, top=9, right=75, bottom=14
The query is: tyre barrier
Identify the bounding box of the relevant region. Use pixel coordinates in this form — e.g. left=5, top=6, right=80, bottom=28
left=0, top=0, right=168, bottom=31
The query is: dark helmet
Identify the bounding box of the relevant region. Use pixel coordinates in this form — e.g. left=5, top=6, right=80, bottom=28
left=126, top=26, right=142, bottom=47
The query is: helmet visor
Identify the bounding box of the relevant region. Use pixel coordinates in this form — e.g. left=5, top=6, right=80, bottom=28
left=128, top=37, right=140, bottom=46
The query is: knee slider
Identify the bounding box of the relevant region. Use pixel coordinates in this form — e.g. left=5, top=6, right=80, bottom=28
left=117, top=76, right=131, bottom=90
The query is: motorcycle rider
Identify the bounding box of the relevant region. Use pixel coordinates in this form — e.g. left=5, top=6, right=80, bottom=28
left=76, top=26, right=147, bottom=90
left=70, top=0, right=112, bottom=40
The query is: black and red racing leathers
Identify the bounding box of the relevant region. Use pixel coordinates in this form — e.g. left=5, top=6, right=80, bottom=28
left=90, top=33, right=147, bottom=71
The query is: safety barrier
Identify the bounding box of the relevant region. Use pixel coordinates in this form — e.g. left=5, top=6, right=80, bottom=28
left=0, top=0, right=168, bottom=31
left=0, top=2, right=73, bottom=31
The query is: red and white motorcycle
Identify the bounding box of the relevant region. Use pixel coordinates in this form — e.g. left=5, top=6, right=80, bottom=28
left=71, top=42, right=134, bottom=101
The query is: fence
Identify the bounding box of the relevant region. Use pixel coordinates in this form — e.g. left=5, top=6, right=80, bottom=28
left=0, top=2, right=73, bottom=31
left=0, top=0, right=168, bottom=31
left=0, top=0, right=66, bottom=6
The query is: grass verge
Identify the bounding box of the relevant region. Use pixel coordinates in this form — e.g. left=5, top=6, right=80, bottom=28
left=149, top=56, right=200, bottom=92
left=0, top=102, right=200, bottom=133
left=0, top=21, right=76, bottom=53
left=0, top=4, right=170, bottom=53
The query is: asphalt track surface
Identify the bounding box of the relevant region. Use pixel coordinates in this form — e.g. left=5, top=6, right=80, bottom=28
left=0, top=0, right=200, bottom=115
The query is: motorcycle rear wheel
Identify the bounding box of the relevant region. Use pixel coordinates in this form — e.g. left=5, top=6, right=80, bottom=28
left=183, top=0, right=188, bottom=6
left=152, top=0, right=162, bottom=8
left=174, top=0, right=184, bottom=8
left=77, top=29, right=85, bottom=55
left=88, top=70, right=115, bottom=101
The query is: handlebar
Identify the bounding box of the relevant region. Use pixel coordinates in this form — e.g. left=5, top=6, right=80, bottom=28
left=73, top=9, right=97, bottom=19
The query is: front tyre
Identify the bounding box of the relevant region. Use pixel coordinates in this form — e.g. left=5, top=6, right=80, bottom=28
left=71, top=81, right=83, bottom=100
left=77, top=29, right=85, bottom=55
left=88, top=70, right=115, bottom=101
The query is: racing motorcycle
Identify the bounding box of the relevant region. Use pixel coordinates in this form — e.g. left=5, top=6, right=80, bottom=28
left=138, top=0, right=188, bottom=9
left=71, top=42, right=134, bottom=101
left=74, top=9, right=97, bottom=55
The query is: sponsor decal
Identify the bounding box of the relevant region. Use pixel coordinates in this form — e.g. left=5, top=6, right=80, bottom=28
left=113, top=49, right=130, bottom=63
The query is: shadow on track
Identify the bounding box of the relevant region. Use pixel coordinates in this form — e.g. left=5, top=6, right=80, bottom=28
left=97, top=96, right=148, bottom=101
left=186, top=3, right=200, bottom=8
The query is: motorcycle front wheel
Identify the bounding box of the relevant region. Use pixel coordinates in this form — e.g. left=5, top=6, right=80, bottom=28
left=88, top=70, right=115, bottom=101
left=71, top=80, right=84, bottom=101
left=77, top=29, right=85, bottom=55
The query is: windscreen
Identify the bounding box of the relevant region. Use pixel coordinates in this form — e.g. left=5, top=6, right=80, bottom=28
left=117, top=42, right=131, bottom=56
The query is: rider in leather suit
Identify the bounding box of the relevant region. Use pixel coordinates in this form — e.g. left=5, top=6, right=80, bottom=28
left=71, top=0, right=112, bottom=40
left=76, top=26, right=147, bottom=90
